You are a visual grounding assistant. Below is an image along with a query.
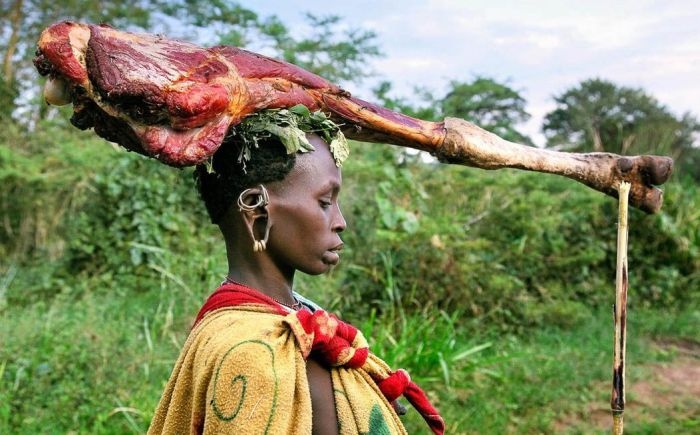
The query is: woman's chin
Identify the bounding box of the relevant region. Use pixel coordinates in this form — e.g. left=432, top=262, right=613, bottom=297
left=300, top=255, right=340, bottom=275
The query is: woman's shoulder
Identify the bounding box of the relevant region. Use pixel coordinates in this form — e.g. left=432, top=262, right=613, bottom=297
left=150, top=308, right=309, bottom=434
left=191, top=308, right=285, bottom=353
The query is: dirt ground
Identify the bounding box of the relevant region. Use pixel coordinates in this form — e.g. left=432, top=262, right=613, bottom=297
left=555, top=338, right=700, bottom=433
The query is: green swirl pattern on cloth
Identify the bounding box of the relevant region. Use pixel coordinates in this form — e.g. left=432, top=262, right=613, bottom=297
left=211, top=339, right=279, bottom=434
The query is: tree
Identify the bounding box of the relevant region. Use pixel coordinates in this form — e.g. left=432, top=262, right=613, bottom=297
left=440, top=77, right=532, bottom=144
left=542, top=78, right=698, bottom=155
left=157, top=4, right=382, bottom=83
left=373, top=76, right=533, bottom=144
left=259, top=13, right=381, bottom=84
left=1, top=0, right=156, bottom=122
left=543, top=78, right=700, bottom=180
left=0, top=1, right=381, bottom=120
left=372, top=80, right=440, bottom=122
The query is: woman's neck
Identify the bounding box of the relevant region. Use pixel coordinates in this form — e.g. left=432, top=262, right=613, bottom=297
left=219, top=213, right=297, bottom=306
left=225, top=249, right=297, bottom=306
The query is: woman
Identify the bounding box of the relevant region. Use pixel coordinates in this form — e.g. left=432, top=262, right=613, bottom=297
left=148, top=109, right=443, bottom=434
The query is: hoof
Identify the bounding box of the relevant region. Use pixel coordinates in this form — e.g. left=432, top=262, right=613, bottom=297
left=616, top=156, right=673, bottom=214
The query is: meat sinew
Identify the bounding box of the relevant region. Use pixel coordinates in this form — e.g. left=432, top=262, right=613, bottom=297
left=34, top=21, right=672, bottom=213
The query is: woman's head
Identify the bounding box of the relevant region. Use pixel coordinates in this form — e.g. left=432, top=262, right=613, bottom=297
left=195, top=106, right=348, bottom=226
left=195, top=132, right=346, bottom=275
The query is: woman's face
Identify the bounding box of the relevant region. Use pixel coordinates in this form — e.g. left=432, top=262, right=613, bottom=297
left=265, top=135, right=346, bottom=275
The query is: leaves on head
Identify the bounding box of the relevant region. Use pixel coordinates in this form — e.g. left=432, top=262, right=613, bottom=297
left=232, top=104, right=349, bottom=169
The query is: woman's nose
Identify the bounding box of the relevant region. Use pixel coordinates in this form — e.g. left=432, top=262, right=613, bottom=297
left=333, top=204, right=346, bottom=233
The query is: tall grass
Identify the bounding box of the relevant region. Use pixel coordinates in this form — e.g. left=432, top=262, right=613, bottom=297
left=3, top=283, right=695, bottom=433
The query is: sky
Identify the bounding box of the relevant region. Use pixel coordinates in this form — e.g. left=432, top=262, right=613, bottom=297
left=252, top=0, right=700, bottom=146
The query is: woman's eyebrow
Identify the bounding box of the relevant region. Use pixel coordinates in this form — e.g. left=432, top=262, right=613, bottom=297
left=318, top=180, right=341, bottom=194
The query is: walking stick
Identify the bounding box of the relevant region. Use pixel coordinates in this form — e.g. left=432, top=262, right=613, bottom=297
left=611, top=181, right=631, bottom=434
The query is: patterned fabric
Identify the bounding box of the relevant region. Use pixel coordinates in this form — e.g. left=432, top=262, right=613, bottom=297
left=148, top=282, right=444, bottom=434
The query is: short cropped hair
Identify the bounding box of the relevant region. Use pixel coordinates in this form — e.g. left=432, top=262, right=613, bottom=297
left=194, top=137, right=296, bottom=224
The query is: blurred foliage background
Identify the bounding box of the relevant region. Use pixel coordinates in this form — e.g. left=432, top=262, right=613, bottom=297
left=1, top=1, right=698, bottom=433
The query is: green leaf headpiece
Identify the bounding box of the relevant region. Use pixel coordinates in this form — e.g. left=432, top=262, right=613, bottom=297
left=232, top=104, right=349, bottom=169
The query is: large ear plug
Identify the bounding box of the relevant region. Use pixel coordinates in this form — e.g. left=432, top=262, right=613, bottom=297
left=237, top=185, right=271, bottom=253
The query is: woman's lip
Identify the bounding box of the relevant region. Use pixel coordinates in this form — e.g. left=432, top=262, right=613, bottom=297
left=323, top=243, right=343, bottom=265
left=323, top=250, right=341, bottom=265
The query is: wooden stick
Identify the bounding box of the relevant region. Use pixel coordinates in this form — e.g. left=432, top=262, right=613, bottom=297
left=611, top=181, right=631, bottom=435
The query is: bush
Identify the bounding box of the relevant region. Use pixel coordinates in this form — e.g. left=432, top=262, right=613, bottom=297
left=337, top=143, right=700, bottom=328
left=1, top=119, right=223, bottom=307
left=2, top=130, right=698, bottom=325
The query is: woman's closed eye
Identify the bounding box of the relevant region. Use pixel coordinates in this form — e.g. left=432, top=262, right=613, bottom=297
left=319, top=199, right=332, bottom=209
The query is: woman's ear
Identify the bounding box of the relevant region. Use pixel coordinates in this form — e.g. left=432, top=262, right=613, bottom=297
left=238, top=186, right=272, bottom=252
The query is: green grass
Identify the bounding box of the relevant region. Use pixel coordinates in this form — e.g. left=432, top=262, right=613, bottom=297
left=1, top=279, right=696, bottom=434
left=355, top=304, right=698, bottom=434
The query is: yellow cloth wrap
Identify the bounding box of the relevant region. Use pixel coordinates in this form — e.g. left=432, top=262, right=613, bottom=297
left=148, top=305, right=407, bottom=434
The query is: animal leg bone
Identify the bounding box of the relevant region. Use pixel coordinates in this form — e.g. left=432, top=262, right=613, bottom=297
left=437, top=118, right=672, bottom=213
